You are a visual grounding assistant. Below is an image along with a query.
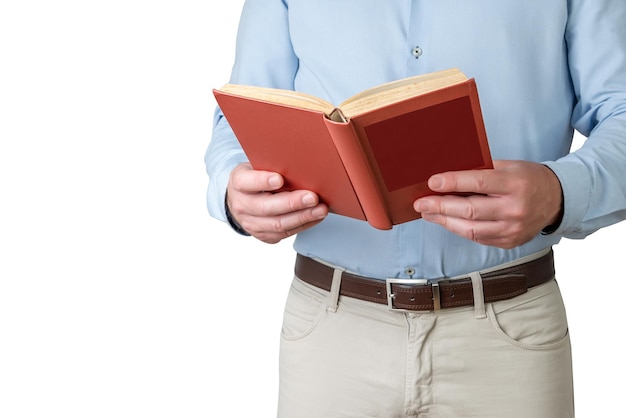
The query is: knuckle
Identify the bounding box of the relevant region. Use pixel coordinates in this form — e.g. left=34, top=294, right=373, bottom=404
left=463, top=203, right=478, bottom=220
left=509, top=223, right=525, bottom=238
left=254, top=199, right=268, bottom=216
left=229, top=177, right=242, bottom=192
left=287, top=195, right=300, bottom=213
left=507, top=204, right=527, bottom=221
left=229, top=168, right=246, bottom=191
left=468, top=227, right=480, bottom=243
left=473, top=174, right=487, bottom=192
left=299, top=211, right=313, bottom=226
left=271, top=218, right=286, bottom=232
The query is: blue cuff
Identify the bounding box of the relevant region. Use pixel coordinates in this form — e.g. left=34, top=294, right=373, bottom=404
left=541, top=158, right=592, bottom=238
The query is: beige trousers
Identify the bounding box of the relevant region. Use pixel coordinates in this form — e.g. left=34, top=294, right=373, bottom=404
left=278, top=258, right=574, bottom=417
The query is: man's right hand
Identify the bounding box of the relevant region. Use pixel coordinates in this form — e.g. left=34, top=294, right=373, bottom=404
left=227, top=163, right=329, bottom=244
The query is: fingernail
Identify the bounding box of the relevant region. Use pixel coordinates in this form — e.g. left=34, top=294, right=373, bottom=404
left=302, top=193, right=316, bottom=206
left=429, top=176, right=443, bottom=190
left=416, top=200, right=430, bottom=212
left=268, top=175, right=282, bottom=188
left=312, top=206, right=326, bottom=218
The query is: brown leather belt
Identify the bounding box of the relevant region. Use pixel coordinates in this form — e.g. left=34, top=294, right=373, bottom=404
left=294, top=250, right=555, bottom=311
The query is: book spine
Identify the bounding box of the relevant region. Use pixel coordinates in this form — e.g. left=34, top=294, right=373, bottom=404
left=324, top=116, right=392, bottom=230
left=467, top=80, right=493, bottom=169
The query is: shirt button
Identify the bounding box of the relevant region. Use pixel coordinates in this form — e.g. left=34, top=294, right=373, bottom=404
left=412, top=46, right=423, bottom=59
left=405, top=267, right=416, bottom=277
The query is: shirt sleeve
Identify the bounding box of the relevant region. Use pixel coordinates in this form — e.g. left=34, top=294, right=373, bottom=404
left=205, top=0, right=298, bottom=222
left=543, top=0, right=626, bottom=238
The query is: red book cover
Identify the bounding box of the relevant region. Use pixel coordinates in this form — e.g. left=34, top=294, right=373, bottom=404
left=214, top=72, right=493, bottom=230
left=214, top=90, right=367, bottom=222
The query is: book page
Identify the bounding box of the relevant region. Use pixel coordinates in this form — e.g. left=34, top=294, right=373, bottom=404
left=339, top=69, right=467, bottom=118
left=218, top=84, right=335, bottom=114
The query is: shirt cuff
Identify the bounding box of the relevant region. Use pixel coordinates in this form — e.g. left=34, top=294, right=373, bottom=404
left=540, top=164, right=565, bottom=235
left=541, top=158, right=592, bottom=238
left=225, top=191, right=251, bottom=236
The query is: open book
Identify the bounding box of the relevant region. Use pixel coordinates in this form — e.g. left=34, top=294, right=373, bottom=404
left=214, top=68, right=493, bottom=230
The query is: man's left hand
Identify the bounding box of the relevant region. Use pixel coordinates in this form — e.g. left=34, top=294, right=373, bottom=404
left=414, top=160, right=563, bottom=249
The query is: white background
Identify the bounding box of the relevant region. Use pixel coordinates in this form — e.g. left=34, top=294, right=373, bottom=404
left=0, top=2, right=624, bottom=417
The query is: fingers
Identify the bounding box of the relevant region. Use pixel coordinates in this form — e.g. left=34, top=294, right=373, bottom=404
left=242, top=190, right=327, bottom=227
left=242, top=202, right=328, bottom=244
left=227, top=163, right=329, bottom=244
left=427, top=161, right=511, bottom=195
left=230, top=163, right=284, bottom=193
left=417, top=213, right=527, bottom=249
left=415, top=194, right=527, bottom=248
left=234, top=181, right=325, bottom=220
left=415, top=194, right=507, bottom=221
left=414, top=160, right=564, bottom=249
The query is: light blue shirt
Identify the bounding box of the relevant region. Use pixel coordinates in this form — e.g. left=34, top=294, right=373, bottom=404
left=206, top=0, right=626, bottom=279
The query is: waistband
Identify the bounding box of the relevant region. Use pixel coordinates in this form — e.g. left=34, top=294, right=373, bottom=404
left=294, top=249, right=555, bottom=311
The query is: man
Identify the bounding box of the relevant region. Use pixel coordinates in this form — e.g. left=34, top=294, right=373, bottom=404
left=206, top=1, right=626, bottom=417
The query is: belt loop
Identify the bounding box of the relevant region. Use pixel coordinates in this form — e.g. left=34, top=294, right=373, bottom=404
left=327, top=267, right=344, bottom=313
left=469, top=271, right=487, bottom=319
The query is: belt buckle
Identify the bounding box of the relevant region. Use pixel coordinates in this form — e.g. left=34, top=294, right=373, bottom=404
left=385, top=278, right=441, bottom=311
